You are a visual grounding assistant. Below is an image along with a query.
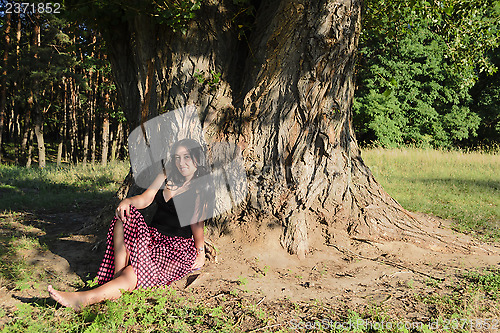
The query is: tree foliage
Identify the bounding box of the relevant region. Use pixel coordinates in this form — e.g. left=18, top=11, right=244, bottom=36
left=354, top=0, right=500, bottom=147
left=0, top=1, right=126, bottom=165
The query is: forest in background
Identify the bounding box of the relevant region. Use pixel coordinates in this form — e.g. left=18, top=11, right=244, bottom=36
left=0, top=1, right=125, bottom=168
left=0, top=0, right=499, bottom=169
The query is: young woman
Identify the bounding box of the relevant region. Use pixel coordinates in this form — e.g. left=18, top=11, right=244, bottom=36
left=48, top=138, right=211, bottom=311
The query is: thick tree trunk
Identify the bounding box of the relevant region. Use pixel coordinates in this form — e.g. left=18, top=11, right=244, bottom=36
left=102, top=0, right=477, bottom=256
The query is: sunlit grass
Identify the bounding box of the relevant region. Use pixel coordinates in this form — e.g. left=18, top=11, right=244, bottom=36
left=1, top=149, right=500, bottom=332
left=0, top=161, right=129, bottom=214
left=362, top=147, right=500, bottom=241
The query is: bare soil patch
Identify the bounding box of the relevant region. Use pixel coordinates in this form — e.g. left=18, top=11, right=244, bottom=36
left=1, top=210, right=499, bottom=330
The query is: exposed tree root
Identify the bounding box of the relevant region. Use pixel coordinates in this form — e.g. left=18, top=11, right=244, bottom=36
left=327, top=243, right=446, bottom=281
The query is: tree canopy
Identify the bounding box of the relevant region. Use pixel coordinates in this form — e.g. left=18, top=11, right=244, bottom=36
left=354, top=0, right=500, bottom=147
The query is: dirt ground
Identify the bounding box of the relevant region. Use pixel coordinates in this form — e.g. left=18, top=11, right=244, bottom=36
left=1, top=209, right=499, bottom=330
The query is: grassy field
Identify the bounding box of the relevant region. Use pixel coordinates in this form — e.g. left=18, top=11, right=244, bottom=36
left=0, top=148, right=499, bottom=332
left=362, top=147, right=500, bottom=241
left=0, top=161, right=129, bottom=214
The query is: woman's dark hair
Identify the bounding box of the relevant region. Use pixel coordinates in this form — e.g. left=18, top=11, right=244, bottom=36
left=165, top=138, right=214, bottom=220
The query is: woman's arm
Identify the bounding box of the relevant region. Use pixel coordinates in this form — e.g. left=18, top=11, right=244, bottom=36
left=191, top=220, right=205, bottom=270
left=191, top=220, right=204, bottom=250
left=190, top=194, right=207, bottom=270
left=116, top=173, right=166, bottom=222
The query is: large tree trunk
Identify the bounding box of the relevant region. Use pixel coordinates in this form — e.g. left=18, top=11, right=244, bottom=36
left=102, top=0, right=476, bottom=256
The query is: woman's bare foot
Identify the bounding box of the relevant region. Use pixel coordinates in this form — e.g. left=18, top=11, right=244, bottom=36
left=47, top=285, right=85, bottom=311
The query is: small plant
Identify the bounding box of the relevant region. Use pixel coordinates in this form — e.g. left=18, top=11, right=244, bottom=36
left=463, top=268, right=500, bottom=299
left=193, top=69, right=222, bottom=90
left=86, top=276, right=99, bottom=288
left=425, top=277, right=441, bottom=288
left=237, top=275, right=247, bottom=286
left=194, top=69, right=205, bottom=84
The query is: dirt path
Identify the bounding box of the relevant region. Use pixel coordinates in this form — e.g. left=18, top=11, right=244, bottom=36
left=1, top=210, right=499, bottom=330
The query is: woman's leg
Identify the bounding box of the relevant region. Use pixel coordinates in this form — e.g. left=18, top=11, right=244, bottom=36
left=113, top=219, right=130, bottom=277
left=48, top=265, right=138, bottom=311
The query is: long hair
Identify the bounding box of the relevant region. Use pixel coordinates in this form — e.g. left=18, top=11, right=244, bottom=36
left=164, top=139, right=214, bottom=221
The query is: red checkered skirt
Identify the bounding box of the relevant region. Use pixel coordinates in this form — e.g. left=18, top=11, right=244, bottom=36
left=96, top=206, right=196, bottom=288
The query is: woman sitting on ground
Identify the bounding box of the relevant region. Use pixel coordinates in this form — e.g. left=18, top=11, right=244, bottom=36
left=48, top=138, right=212, bottom=311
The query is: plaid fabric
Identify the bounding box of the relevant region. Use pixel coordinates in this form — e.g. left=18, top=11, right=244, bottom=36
left=96, top=206, right=196, bottom=288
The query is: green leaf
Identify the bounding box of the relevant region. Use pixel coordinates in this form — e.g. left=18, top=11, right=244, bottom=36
left=443, top=6, right=454, bottom=16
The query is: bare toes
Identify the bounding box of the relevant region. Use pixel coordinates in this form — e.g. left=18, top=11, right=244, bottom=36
left=47, top=285, right=82, bottom=311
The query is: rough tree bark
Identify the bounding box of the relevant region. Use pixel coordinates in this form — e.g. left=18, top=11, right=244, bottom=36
left=100, top=0, right=478, bottom=256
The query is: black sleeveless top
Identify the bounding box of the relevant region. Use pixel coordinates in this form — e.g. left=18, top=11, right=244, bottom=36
left=150, top=186, right=197, bottom=239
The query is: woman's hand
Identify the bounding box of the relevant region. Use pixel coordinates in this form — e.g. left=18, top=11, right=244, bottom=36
left=192, top=249, right=205, bottom=271
left=116, top=199, right=131, bottom=223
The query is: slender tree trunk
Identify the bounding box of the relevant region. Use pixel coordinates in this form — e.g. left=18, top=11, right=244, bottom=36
left=56, top=81, right=64, bottom=166
left=91, top=60, right=99, bottom=164
left=91, top=110, right=96, bottom=164
left=13, top=13, right=21, bottom=164
left=26, top=129, right=34, bottom=168
left=101, top=110, right=109, bottom=165
left=31, top=12, right=46, bottom=168
left=34, top=111, right=46, bottom=168
left=101, top=78, right=110, bottom=165
left=57, top=125, right=64, bottom=167
left=68, top=78, right=76, bottom=162
left=8, top=108, right=16, bottom=141
left=0, top=12, right=11, bottom=163
left=82, top=110, right=89, bottom=165
left=109, top=123, right=116, bottom=162
left=20, top=107, right=31, bottom=165
left=83, top=67, right=94, bottom=165
left=113, top=121, right=123, bottom=160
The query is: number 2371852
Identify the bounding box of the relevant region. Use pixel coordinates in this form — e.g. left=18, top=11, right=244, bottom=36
left=5, top=2, right=61, bottom=14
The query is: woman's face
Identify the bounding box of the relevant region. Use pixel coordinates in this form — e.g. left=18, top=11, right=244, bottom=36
left=175, top=145, right=197, bottom=181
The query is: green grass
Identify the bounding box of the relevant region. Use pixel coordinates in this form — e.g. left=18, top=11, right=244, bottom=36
left=0, top=235, right=49, bottom=293
left=362, top=147, right=500, bottom=241
left=0, top=161, right=129, bottom=214
left=1, top=148, right=500, bottom=332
